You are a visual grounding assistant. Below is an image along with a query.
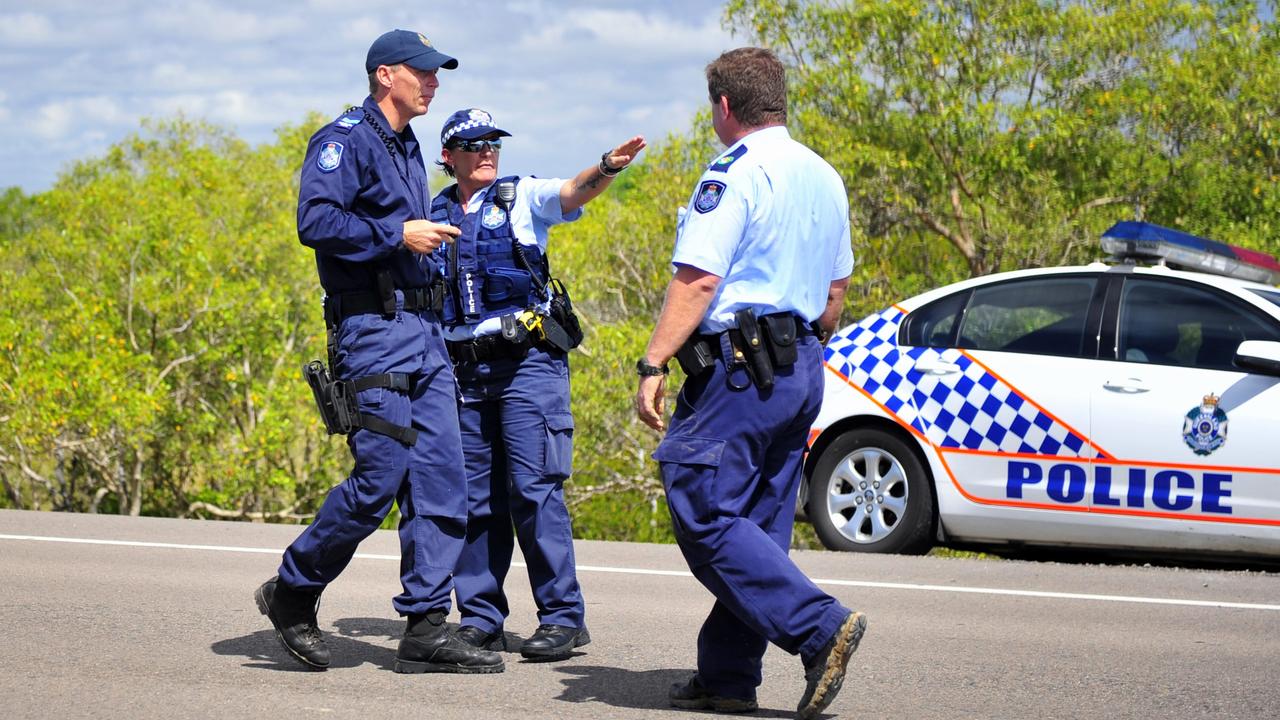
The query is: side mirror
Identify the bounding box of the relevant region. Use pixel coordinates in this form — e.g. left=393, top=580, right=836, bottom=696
left=1233, top=340, right=1280, bottom=376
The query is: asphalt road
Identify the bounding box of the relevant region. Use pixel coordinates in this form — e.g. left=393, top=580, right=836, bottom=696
left=1, top=509, right=1278, bottom=720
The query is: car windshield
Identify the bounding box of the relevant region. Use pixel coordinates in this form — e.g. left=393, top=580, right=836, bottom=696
left=1249, top=288, right=1280, bottom=309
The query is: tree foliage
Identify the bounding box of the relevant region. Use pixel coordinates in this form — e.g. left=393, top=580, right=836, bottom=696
left=0, top=116, right=343, bottom=519
left=725, top=0, right=1280, bottom=311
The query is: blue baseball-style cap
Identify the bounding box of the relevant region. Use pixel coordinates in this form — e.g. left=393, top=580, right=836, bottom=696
left=365, top=29, right=458, bottom=74
left=440, top=108, right=512, bottom=146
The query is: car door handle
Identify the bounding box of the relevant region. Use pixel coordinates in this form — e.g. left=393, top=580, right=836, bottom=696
left=1103, top=378, right=1150, bottom=394
left=914, top=356, right=961, bottom=375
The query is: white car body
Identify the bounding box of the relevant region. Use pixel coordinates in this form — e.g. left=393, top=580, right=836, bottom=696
left=804, top=261, right=1280, bottom=558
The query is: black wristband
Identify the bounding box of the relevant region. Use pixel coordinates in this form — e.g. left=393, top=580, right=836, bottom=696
left=599, top=152, right=623, bottom=177
left=636, top=358, right=669, bottom=377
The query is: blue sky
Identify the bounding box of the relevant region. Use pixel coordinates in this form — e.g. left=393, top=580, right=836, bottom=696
left=0, top=0, right=740, bottom=193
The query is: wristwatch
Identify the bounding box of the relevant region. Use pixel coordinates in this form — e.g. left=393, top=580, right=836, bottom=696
left=599, top=152, right=623, bottom=177
left=636, top=358, right=669, bottom=376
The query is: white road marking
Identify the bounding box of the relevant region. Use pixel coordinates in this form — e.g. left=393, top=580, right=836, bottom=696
left=3, top=533, right=1277, bottom=612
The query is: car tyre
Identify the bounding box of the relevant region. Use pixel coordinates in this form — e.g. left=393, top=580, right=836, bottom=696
left=807, top=428, right=934, bottom=554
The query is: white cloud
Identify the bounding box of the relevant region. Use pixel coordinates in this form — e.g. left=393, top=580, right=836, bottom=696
left=0, top=1, right=740, bottom=192
left=32, top=96, right=129, bottom=141
left=0, top=12, right=54, bottom=46
left=34, top=102, right=76, bottom=140
left=142, top=2, right=301, bottom=44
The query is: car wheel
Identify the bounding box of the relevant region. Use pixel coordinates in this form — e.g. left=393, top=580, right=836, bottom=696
left=806, top=428, right=935, bottom=554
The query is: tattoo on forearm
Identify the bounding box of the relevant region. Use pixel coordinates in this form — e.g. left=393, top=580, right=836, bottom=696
left=575, top=174, right=605, bottom=193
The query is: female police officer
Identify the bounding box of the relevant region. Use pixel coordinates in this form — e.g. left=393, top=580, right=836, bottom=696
left=431, top=108, right=644, bottom=660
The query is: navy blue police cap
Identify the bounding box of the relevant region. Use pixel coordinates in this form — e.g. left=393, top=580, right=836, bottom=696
left=365, top=29, right=458, bottom=74
left=440, top=108, right=512, bottom=146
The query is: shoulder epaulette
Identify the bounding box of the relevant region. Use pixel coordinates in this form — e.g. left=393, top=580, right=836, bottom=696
left=333, top=108, right=364, bottom=135
left=709, top=144, right=748, bottom=172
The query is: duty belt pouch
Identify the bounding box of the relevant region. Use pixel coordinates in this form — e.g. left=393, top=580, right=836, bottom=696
left=376, top=269, right=397, bottom=316
left=501, top=314, right=530, bottom=344
left=734, top=308, right=774, bottom=390
left=547, top=278, right=584, bottom=349
left=539, top=312, right=574, bottom=354
left=675, top=335, right=715, bottom=377
left=760, top=313, right=799, bottom=367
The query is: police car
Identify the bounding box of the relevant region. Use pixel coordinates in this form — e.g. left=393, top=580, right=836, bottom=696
left=802, top=222, right=1280, bottom=559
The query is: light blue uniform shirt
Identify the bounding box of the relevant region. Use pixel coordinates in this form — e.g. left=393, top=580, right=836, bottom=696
left=672, top=125, right=854, bottom=333
left=443, top=176, right=583, bottom=341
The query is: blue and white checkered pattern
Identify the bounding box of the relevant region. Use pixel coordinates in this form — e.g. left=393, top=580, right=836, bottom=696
left=441, top=108, right=508, bottom=145
left=825, top=308, right=1102, bottom=459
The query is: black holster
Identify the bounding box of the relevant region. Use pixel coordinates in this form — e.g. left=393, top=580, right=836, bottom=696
left=303, top=360, right=419, bottom=446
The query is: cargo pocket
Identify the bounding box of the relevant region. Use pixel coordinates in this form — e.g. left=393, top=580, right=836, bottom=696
left=543, top=412, right=575, bottom=479
left=652, top=435, right=725, bottom=537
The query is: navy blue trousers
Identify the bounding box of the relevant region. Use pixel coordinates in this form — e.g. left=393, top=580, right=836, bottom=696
left=278, top=303, right=467, bottom=616
left=654, top=336, right=850, bottom=701
left=452, top=346, right=584, bottom=633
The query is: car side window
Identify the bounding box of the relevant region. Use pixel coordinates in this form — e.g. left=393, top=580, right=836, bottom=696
left=1118, top=278, right=1280, bottom=371
left=902, top=292, right=967, bottom=348
left=956, top=277, right=1096, bottom=357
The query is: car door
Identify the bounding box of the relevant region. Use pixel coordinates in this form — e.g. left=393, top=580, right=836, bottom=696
left=1089, top=275, right=1280, bottom=552
left=903, top=273, right=1112, bottom=539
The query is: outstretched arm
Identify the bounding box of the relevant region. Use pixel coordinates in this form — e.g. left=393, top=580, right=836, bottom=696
left=560, top=135, right=647, bottom=214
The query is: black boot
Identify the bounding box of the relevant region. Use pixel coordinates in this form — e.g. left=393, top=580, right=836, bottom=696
left=254, top=575, right=330, bottom=669
left=394, top=611, right=505, bottom=674
left=519, top=624, right=591, bottom=660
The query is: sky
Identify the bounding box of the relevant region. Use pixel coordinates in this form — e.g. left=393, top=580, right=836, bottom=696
left=0, top=0, right=741, bottom=194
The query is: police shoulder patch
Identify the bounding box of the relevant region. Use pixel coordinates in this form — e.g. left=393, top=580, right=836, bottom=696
left=317, top=141, right=344, bottom=173
left=709, top=144, right=748, bottom=172
left=694, top=179, right=727, bottom=214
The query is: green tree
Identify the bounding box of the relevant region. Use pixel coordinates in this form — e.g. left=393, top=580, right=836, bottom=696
left=0, top=116, right=345, bottom=519
left=724, top=0, right=1280, bottom=313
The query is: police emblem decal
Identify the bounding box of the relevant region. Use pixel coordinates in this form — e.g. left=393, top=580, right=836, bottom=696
left=317, top=142, right=344, bottom=173
left=1182, top=393, right=1228, bottom=456
left=482, top=204, right=507, bottom=229
left=694, top=180, right=726, bottom=214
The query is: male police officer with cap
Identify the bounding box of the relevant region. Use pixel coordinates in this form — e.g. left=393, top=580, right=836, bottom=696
left=635, top=48, right=865, bottom=718
left=431, top=107, right=645, bottom=660
left=254, top=29, right=503, bottom=675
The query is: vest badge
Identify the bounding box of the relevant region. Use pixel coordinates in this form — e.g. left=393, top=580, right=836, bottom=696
left=481, top=204, right=507, bottom=229
left=1182, top=393, right=1228, bottom=456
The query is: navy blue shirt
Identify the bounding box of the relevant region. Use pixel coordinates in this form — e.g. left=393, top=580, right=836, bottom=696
left=297, top=96, right=442, bottom=294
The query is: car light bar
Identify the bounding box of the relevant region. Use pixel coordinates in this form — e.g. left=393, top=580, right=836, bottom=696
left=1101, top=221, right=1280, bottom=285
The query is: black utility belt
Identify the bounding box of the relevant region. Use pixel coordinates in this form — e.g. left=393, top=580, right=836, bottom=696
left=324, top=282, right=445, bottom=324
left=675, top=310, right=814, bottom=390
left=447, top=332, right=535, bottom=363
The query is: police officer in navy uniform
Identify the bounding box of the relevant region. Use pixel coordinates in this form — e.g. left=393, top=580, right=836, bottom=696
left=254, top=29, right=503, bottom=675
left=635, top=48, right=865, bottom=718
left=431, top=108, right=645, bottom=659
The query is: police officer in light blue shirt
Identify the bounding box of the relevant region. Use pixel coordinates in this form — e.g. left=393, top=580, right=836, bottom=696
left=254, top=29, right=504, bottom=676
left=431, top=108, right=645, bottom=660
left=635, top=48, right=864, bottom=719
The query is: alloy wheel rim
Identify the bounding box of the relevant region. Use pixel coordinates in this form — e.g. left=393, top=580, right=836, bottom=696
left=824, top=446, right=909, bottom=544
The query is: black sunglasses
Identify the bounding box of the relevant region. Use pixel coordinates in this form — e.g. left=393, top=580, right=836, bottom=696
left=448, top=139, right=503, bottom=153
